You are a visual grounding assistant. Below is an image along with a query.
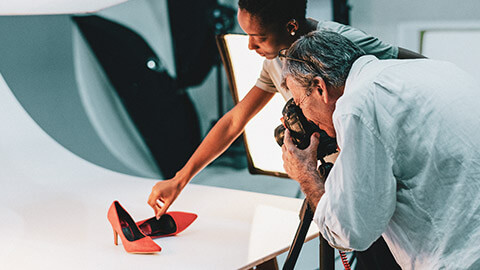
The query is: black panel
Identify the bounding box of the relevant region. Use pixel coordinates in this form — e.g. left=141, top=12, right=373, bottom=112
left=73, top=15, right=200, bottom=178
left=167, top=0, right=219, bottom=88
left=333, top=0, right=350, bottom=25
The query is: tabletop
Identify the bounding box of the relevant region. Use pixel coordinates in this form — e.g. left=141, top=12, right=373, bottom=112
left=0, top=74, right=318, bottom=269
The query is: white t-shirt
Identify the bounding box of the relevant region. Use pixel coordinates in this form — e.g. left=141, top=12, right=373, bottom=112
left=255, top=21, right=399, bottom=100
left=315, top=55, right=480, bottom=269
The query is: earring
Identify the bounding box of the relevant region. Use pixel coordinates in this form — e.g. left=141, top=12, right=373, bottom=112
left=291, top=31, right=295, bottom=36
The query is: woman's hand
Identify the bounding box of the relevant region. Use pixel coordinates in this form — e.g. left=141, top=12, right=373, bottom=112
left=147, top=178, right=184, bottom=219
left=146, top=87, right=274, bottom=219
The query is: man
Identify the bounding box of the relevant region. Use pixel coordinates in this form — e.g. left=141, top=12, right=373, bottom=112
left=281, top=30, right=480, bottom=269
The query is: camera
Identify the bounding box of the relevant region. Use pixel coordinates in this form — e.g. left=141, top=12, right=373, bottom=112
left=274, top=98, right=337, bottom=160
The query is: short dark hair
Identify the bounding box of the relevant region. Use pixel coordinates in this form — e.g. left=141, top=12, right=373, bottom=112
left=238, top=0, right=307, bottom=31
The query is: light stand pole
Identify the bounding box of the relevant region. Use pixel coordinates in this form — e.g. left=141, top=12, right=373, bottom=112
left=212, top=4, right=235, bottom=120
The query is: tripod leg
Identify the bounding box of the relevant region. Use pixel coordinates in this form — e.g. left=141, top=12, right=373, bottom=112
left=283, top=199, right=335, bottom=270
left=282, top=199, right=313, bottom=270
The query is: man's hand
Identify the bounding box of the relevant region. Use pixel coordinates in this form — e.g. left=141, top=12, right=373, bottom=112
left=147, top=179, right=183, bottom=219
left=282, top=129, right=325, bottom=209
left=282, top=129, right=320, bottom=179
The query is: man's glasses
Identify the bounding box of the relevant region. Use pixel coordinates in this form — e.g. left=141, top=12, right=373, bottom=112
left=278, top=48, right=323, bottom=77
left=278, top=48, right=310, bottom=65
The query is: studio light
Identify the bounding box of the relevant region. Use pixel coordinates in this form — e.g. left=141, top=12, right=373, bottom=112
left=217, top=34, right=288, bottom=177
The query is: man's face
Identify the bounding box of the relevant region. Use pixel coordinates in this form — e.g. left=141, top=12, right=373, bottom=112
left=285, top=76, right=336, bottom=138
left=237, top=8, right=290, bottom=60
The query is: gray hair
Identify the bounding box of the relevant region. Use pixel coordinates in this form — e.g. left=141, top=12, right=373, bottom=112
left=282, top=30, right=365, bottom=92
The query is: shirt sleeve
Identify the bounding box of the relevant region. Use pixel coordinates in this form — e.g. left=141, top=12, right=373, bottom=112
left=313, top=113, right=397, bottom=251
left=318, top=21, right=398, bottom=59
left=255, top=59, right=278, bottom=93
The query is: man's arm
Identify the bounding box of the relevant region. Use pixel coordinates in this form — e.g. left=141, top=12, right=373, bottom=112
left=315, top=114, right=397, bottom=251
left=282, top=130, right=325, bottom=209
left=282, top=113, right=397, bottom=251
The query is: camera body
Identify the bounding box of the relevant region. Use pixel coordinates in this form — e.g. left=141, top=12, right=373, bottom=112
left=275, top=98, right=337, bottom=160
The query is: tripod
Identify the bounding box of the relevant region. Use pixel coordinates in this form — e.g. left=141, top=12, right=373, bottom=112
left=282, top=159, right=346, bottom=270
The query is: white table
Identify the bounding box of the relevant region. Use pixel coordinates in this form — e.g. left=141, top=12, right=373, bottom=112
left=0, top=74, right=318, bottom=269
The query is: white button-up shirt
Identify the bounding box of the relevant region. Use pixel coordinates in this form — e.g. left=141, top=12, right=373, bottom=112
left=314, top=55, right=480, bottom=269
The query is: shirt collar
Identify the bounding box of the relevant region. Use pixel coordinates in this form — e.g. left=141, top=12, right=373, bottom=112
left=345, top=55, right=378, bottom=90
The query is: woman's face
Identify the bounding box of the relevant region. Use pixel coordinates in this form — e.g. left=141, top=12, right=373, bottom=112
left=237, top=8, right=292, bottom=60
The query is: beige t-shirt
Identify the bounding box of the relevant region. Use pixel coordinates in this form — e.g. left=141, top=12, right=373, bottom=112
left=255, top=21, right=399, bottom=100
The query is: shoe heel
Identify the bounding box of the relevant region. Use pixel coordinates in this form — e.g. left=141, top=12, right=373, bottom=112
left=114, top=230, right=118, bottom=246
left=107, top=201, right=162, bottom=253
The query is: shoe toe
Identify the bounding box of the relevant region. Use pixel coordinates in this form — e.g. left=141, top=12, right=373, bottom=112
left=168, top=211, right=198, bottom=234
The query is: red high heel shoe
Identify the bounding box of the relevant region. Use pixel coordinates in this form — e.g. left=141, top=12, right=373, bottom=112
left=136, top=211, right=197, bottom=239
left=107, top=201, right=161, bottom=253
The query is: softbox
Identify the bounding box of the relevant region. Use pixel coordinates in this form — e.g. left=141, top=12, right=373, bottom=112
left=73, top=15, right=200, bottom=178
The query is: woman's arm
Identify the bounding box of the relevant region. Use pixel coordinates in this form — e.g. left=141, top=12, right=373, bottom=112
left=148, top=86, right=275, bottom=218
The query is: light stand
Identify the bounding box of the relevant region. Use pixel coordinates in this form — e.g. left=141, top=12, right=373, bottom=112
left=210, top=5, right=246, bottom=169
left=211, top=4, right=236, bottom=120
